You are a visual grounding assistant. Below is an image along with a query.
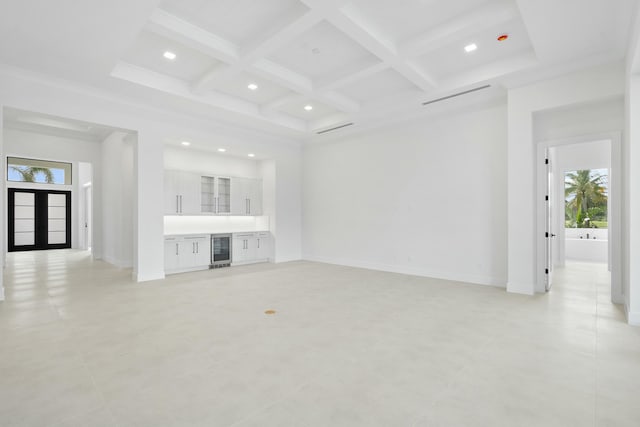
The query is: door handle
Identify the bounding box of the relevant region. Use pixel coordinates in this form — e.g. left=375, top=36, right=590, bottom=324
left=176, top=243, right=178, bottom=256
left=176, top=195, right=179, bottom=213
left=257, top=239, right=260, bottom=249
left=248, top=199, right=251, bottom=215
left=180, top=195, right=183, bottom=213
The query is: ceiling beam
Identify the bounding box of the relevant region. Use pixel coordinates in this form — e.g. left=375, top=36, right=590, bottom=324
left=111, top=61, right=307, bottom=132
left=299, top=0, right=438, bottom=92
left=192, top=9, right=323, bottom=94
left=149, top=8, right=360, bottom=114
left=146, top=9, right=238, bottom=63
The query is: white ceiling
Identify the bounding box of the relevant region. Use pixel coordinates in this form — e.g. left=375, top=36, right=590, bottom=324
left=0, top=0, right=638, bottom=141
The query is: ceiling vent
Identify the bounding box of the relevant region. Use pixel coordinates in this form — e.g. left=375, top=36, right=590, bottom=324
left=316, top=122, right=354, bottom=135
left=422, top=85, right=491, bottom=106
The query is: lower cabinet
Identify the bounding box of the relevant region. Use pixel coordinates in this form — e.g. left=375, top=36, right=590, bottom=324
left=164, top=235, right=211, bottom=274
left=232, top=231, right=271, bottom=265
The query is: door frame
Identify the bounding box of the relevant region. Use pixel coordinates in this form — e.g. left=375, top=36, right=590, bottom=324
left=7, top=188, right=72, bottom=252
left=536, top=132, right=622, bottom=303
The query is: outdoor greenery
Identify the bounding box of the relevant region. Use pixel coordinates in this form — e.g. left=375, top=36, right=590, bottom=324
left=565, top=169, right=608, bottom=229
left=9, top=166, right=54, bottom=183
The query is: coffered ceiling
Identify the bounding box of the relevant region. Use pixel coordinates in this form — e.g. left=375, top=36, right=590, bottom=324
left=0, top=0, right=637, bottom=140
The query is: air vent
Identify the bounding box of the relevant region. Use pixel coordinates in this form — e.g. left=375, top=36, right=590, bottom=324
left=422, top=85, right=491, bottom=106
left=316, top=122, right=354, bottom=135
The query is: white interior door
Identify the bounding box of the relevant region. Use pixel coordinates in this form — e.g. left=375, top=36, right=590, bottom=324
left=84, top=185, right=92, bottom=250
left=545, top=149, right=555, bottom=291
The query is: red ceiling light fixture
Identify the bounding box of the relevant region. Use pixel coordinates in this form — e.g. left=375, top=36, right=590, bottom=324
left=497, top=34, right=509, bottom=42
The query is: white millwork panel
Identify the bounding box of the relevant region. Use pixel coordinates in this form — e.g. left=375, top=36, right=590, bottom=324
left=47, top=193, right=67, bottom=244
left=14, top=192, right=35, bottom=246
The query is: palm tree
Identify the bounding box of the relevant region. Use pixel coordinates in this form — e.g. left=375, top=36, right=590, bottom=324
left=565, top=169, right=607, bottom=227
left=9, top=166, right=54, bottom=183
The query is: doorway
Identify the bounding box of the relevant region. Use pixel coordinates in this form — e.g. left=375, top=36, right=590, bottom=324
left=7, top=188, right=72, bottom=251
left=537, top=134, right=622, bottom=303
left=83, top=184, right=92, bottom=251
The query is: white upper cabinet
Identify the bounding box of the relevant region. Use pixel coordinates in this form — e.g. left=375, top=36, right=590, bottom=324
left=164, top=170, right=201, bottom=215
left=166, top=170, right=262, bottom=216
left=231, top=177, right=262, bottom=215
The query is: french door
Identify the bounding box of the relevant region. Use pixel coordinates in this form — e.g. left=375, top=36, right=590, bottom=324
left=8, top=189, right=71, bottom=252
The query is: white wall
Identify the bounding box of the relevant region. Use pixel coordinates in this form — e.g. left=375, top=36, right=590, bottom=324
left=507, top=62, right=625, bottom=295
left=302, top=103, right=508, bottom=286
left=625, top=74, right=640, bottom=324
left=101, top=131, right=134, bottom=268
left=534, top=98, right=625, bottom=143
left=2, top=128, right=102, bottom=255
left=164, top=146, right=259, bottom=178
left=77, top=162, right=92, bottom=250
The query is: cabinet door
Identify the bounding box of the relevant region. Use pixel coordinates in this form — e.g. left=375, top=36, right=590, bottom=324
left=232, top=237, right=245, bottom=263
left=179, top=172, right=201, bottom=215
left=216, top=177, right=231, bottom=214
left=164, top=171, right=180, bottom=214
left=194, top=236, right=211, bottom=266
left=177, top=240, right=195, bottom=269
left=248, top=179, right=262, bottom=215
left=200, top=176, right=216, bottom=213
left=256, top=233, right=270, bottom=260
left=231, top=177, right=248, bottom=215
left=164, top=238, right=180, bottom=270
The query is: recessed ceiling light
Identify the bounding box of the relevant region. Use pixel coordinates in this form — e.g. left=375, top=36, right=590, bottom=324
left=247, top=83, right=258, bottom=91
left=464, top=43, right=477, bottom=53
left=163, top=51, right=177, bottom=60
left=181, top=141, right=191, bottom=146
left=304, top=105, right=313, bottom=111
left=218, top=148, right=226, bottom=152
left=248, top=153, right=255, bottom=158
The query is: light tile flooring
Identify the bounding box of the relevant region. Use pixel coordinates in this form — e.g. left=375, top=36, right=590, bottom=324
left=1, top=250, right=639, bottom=427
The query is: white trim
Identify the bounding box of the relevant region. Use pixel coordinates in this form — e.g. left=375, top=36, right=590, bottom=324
left=133, top=272, right=165, bottom=282
left=628, top=305, right=640, bottom=326
left=102, top=255, right=133, bottom=269
left=303, top=255, right=507, bottom=288
left=536, top=131, right=623, bottom=302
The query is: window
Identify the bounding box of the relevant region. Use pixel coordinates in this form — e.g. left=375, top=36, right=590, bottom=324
left=7, top=157, right=72, bottom=185
left=565, top=168, right=608, bottom=229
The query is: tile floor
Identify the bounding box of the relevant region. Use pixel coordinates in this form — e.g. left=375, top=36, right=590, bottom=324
left=1, top=250, right=639, bottom=427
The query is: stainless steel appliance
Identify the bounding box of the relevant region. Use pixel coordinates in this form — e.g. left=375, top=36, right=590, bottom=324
left=211, top=234, right=232, bottom=268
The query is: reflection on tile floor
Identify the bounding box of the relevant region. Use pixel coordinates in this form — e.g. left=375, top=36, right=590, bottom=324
left=1, top=250, right=639, bottom=426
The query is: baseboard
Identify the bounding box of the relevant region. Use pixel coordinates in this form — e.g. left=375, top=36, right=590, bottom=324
left=102, top=255, right=133, bottom=269
left=302, top=255, right=506, bottom=288
left=506, top=282, right=536, bottom=296
left=133, top=272, right=165, bottom=282
left=627, top=308, right=640, bottom=326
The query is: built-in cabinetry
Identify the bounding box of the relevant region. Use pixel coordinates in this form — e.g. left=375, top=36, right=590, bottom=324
left=164, top=171, right=201, bottom=215
left=164, top=170, right=262, bottom=216
left=200, top=176, right=231, bottom=214
left=231, top=177, right=262, bottom=215
left=164, top=235, right=211, bottom=274
left=232, top=231, right=271, bottom=265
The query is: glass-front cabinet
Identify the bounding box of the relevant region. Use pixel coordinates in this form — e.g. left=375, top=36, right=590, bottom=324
left=200, top=175, right=231, bottom=214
